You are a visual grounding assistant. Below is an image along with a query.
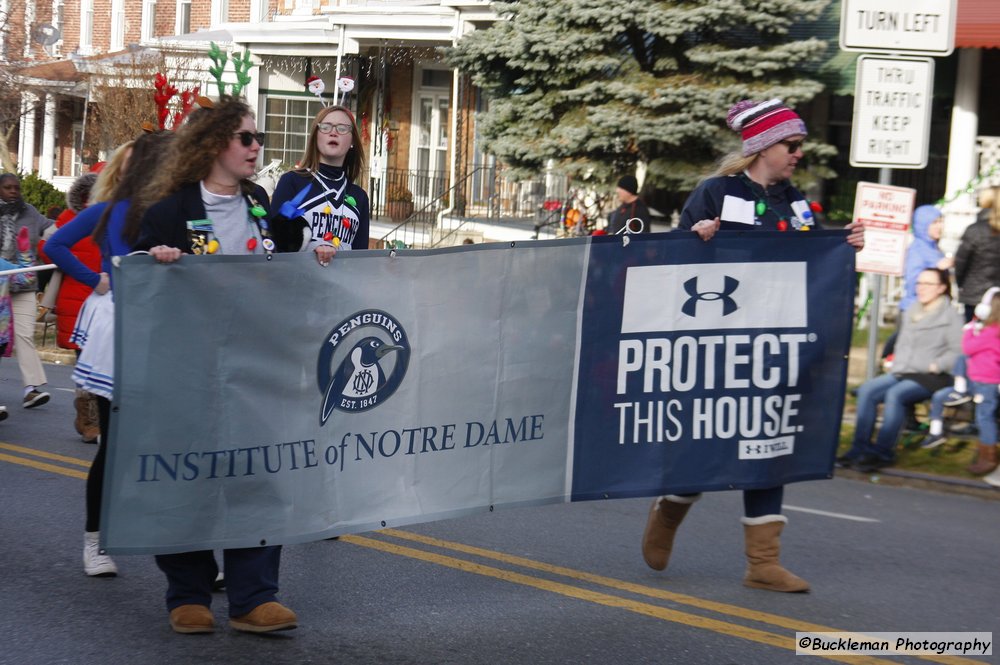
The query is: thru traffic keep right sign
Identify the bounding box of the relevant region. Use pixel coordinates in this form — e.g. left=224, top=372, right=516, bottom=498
left=849, top=55, right=934, bottom=169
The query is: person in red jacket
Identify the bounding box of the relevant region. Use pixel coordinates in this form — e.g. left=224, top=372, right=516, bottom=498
left=38, top=171, right=101, bottom=443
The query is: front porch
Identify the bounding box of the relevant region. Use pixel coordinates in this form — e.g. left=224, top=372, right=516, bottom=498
left=372, top=164, right=574, bottom=249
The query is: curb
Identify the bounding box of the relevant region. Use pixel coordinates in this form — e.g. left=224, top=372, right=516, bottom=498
left=836, top=466, right=1000, bottom=501
left=39, top=349, right=76, bottom=365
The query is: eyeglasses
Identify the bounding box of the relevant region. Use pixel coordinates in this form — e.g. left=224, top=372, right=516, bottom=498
left=233, top=131, right=265, bottom=147
left=317, top=122, right=352, bottom=135
left=779, top=140, right=804, bottom=154
left=915, top=281, right=942, bottom=286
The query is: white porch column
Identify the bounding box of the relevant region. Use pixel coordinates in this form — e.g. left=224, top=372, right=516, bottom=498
left=18, top=92, right=38, bottom=175
left=944, top=49, right=981, bottom=206
left=39, top=94, right=57, bottom=181
left=940, top=48, right=982, bottom=254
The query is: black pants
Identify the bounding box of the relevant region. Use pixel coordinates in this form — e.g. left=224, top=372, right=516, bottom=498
left=85, top=396, right=111, bottom=532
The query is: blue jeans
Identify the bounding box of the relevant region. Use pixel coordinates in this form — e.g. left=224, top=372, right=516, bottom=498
left=675, top=486, right=784, bottom=518
left=847, top=373, right=932, bottom=462
left=971, top=381, right=999, bottom=444
left=928, top=385, right=952, bottom=421
left=156, top=546, right=282, bottom=616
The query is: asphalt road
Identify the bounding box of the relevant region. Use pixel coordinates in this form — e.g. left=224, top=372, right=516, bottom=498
left=1, top=363, right=997, bottom=665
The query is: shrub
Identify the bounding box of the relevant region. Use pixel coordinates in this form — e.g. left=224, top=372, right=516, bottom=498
left=19, top=173, right=65, bottom=215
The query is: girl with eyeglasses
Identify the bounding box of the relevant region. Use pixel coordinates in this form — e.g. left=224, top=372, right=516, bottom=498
left=269, top=105, right=369, bottom=266
left=642, top=100, right=866, bottom=595
left=134, top=97, right=298, bottom=635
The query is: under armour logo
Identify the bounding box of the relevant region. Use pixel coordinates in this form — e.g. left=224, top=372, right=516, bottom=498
left=681, top=276, right=739, bottom=317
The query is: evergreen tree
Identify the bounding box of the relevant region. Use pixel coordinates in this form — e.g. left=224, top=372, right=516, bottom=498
left=448, top=0, right=830, bottom=192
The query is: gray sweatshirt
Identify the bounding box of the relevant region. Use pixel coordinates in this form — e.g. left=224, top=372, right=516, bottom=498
left=892, top=297, right=964, bottom=375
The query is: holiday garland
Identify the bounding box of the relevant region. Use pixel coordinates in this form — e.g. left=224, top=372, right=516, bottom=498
left=936, top=161, right=1000, bottom=207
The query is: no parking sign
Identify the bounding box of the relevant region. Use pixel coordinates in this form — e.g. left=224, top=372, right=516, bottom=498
left=852, top=181, right=916, bottom=275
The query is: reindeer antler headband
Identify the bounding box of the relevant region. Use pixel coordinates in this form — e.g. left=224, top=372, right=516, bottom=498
left=208, top=43, right=254, bottom=99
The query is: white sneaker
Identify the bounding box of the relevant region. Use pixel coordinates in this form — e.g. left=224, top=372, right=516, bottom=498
left=83, top=531, right=118, bottom=577
left=984, top=468, right=1000, bottom=489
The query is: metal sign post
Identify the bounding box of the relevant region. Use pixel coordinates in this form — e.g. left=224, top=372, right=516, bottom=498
left=840, top=0, right=957, bottom=379
left=855, top=172, right=917, bottom=379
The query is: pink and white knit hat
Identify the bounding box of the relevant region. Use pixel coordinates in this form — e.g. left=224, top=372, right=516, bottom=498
left=726, top=99, right=807, bottom=156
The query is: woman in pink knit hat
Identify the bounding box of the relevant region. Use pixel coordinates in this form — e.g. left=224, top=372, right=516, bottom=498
left=641, top=99, right=865, bottom=594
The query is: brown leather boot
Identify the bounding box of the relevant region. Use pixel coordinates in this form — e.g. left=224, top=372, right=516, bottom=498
left=641, top=496, right=695, bottom=571
left=742, top=516, right=810, bottom=593
left=967, top=443, right=998, bottom=475
left=80, top=393, right=100, bottom=444
left=73, top=391, right=88, bottom=436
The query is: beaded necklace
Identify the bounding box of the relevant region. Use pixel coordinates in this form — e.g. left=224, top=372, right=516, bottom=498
left=189, top=188, right=275, bottom=259
left=312, top=166, right=357, bottom=245
left=739, top=173, right=823, bottom=231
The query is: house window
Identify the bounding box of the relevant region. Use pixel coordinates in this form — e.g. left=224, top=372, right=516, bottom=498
left=211, top=0, right=229, bottom=27
left=23, top=0, right=36, bottom=58
left=72, top=124, right=85, bottom=177
left=176, top=0, right=191, bottom=34
left=79, top=0, right=94, bottom=54
left=262, top=96, right=325, bottom=168
left=141, top=0, right=157, bottom=42
left=110, top=0, right=125, bottom=51
left=249, top=0, right=267, bottom=22
left=52, top=0, right=65, bottom=56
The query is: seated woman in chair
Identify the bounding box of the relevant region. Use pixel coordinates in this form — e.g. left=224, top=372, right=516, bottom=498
left=839, top=268, right=964, bottom=472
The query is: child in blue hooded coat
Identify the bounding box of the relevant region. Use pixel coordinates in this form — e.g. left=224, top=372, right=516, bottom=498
left=899, top=205, right=951, bottom=314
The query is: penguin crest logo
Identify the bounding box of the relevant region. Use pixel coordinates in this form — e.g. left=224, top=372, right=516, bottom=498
left=317, top=310, right=410, bottom=424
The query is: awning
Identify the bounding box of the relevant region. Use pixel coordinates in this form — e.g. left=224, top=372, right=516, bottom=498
left=957, top=0, right=1000, bottom=49
left=16, top=59, right=82, bottom=82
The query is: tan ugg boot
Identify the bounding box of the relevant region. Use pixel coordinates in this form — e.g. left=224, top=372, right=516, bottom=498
left=967, top=443, right=998, bottom=475
left=229, top=602, right=297, bottom=633
left=641, top=495, right=697, bottom=571
left=169, top=604, right=215, bottom=634
left=741, top=516, right=810, bottom=593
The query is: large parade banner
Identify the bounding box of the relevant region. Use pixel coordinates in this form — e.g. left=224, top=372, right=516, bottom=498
left=103, top=232, right=856, bottom=553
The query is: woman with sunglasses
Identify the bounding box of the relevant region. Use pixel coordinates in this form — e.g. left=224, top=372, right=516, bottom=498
left=641, top=99, right=865, bottom=594
left=134, top=97, right=297, bottom=635
left=270, top=105, right=369, bottom=266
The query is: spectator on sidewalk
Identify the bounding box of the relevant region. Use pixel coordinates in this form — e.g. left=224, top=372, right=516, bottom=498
left=607, top=175, right=651, bottom=235
left=955, top=187, right=1000, bottom=322
left=0, top=228, right=43, bottom=421
left=0, top=173, right=53, bottom=409
left=839, top=268, right=964, bottom=472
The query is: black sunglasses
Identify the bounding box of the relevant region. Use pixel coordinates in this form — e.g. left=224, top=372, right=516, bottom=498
left=779, top=139, right=804, bottom=154
left=233, top=131, right=265, bottom=147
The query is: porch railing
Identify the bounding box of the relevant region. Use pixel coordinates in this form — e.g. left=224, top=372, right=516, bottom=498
left=376, top=164, right=572, bottom=248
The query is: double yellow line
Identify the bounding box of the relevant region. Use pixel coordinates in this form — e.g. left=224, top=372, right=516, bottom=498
left=343, top=530, right=982, bottom=665
left=1, top=442, right=986, bottom=664
left=0, top=441, right=89, bottom=479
